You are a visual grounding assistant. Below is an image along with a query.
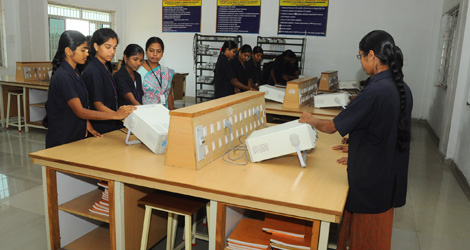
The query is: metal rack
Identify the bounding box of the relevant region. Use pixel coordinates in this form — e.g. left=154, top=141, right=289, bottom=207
left=256, top=36, right=306, bottom=75
left=193, top=34, right=242, bottom=103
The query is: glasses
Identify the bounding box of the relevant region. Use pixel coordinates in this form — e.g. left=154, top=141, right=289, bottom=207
left=356, top=53, right=367, bottom=60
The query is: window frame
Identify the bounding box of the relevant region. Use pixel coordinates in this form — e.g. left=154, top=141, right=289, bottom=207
left=0, top=0, right=6, bottom=67
left=47, top=1, right=115, bottom=60
left=436, top=6, right=459, bottom=90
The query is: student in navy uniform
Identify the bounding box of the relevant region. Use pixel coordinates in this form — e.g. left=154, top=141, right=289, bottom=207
left=214, top=41, right=254, bottom=98
left=300, top=30, right=413, bottom=250
left=231, top=44, right=258, bottom=93
left=114, top=44, right=144, bottom=106
left=245, top=46, right=263, bottom=86
left=267, top=49, right=299, bottom=86
left=82, top=28, right=120, bottom=134
left=45, top=30, right=134, bottom=149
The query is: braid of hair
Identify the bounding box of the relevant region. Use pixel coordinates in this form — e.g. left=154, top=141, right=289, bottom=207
left=389, top=45, right=410, bottom=151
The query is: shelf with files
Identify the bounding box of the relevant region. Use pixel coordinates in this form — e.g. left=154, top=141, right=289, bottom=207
left=256, top=36, right=306, bottom=75
left=46, top=168, right=115, bottom=249
left=193, top=34, right=242, bottom=103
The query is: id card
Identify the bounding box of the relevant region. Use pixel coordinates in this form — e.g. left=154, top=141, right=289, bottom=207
left=160, top=95, right=166, bottom=105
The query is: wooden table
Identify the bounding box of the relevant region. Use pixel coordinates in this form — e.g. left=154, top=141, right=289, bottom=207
left=0, top=75, right=49, bottom=130
left=30, top=128, right=348, bottom=250
left=265, top=100, right=342, bottom=119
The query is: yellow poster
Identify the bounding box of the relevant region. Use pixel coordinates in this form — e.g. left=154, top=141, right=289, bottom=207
left=163, top=0, right=202, bottom=7
left=280, top=0, right=328, bottom=7
left=217, top=0, right=261, bottom=6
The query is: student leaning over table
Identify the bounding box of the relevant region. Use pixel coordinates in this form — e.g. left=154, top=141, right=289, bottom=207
left=300, top=30, right=413, bottom=250
left=45, top=30, right=135, bottom=149
left=82, top=28, right=122, bottom=134
left=114, top=44, right=144, bottom=106
left=137, top=37, right=175, bottom=110
left=231, top=44, right=259, bottom=93
left=245, top=45, right=264, bottom=86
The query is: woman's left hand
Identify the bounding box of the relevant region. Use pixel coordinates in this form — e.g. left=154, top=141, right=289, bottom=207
left=86, top=120, right=102, bottom=138
left=332, top=144, right=349, bottom=153
left=336, top=157, right=348, bottom=165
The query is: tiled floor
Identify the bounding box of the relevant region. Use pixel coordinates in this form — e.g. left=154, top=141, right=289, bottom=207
left=0, top=121, right=469, bottom=250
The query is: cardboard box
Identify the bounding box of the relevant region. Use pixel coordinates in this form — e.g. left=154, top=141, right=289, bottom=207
left=318, top=70, right=339, bottom=92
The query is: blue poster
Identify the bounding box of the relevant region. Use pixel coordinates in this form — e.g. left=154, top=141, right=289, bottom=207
left=216, top=1, right=261, bottom=34
left=163, top=3, right=201, bottom=32
left=278, top=1, right=329, bottom=36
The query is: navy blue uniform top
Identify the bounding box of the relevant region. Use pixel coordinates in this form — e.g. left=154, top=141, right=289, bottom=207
left=45, top=61, right=88, bottom=148
left=333, top=70, right=413, bottom=213
left=82, top=57, right=119, bottom=134
left=214, top=54, right=235, bottom=98
left=230, top=56, right=249, bottom=91
left=113, top=65, right=143, bottom=106
left=268, top=55, right=299, bottom=86
left=245, top=57, right=261, bottom=85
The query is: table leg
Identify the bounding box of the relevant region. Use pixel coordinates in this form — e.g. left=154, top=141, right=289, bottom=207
left=215, top=202, right=227, bottom=250
left=23, top=87, right=28, bottom=132
left=45, top=167, right=60, bottom=250
left=0, top=84, right=4, bottom=128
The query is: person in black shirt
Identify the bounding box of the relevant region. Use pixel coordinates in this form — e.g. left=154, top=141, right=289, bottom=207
left=231, top=44, right=258, bottom=93
left=300, top=30, right=413, bottom=250
left=45, top=30, right=134, bottom=148
left=268, top=49, right=299, bottom=86
left=82, top=28, right=121, bottom=134
left=214, top=41, right=253, bottom=98
left=114, top=44, right=144, bottom=106
left=245, top=46, right=263, bottom=86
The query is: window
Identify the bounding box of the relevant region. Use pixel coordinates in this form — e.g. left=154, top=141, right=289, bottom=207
left=0, top=0, right=6, bottom=67
left=437, top=7, right=459, bottom=89
left=48, top=2, right=114, bottom=60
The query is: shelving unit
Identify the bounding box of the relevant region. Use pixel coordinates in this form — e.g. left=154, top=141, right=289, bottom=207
left=193, top=34, right=242, bottom=103
left=46, top=168, right=115, bottom=250
left=256, top=36, right=306, bottom=75
left=26, top=88, right=47, bottom=129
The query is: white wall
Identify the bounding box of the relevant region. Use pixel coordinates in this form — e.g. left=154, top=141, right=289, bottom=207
left=123, top=0, right=447, bottom=120
left=0, top=0, right=125, bottom=76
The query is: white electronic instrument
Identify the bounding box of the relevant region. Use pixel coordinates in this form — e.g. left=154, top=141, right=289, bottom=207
left=123, top=104, right=170, bottom=154
left=339, top=80, right=360, bottom=90
left=245, top=120, right=317, bottom=167
left=259, top=85, right=286, bottom=103
left=314, top=92, right=350, bottom=108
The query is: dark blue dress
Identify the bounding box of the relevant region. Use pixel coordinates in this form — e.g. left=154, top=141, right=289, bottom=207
left=113, top=65, right=143, bottom=106
left=333, top=70, right=413, bottom=213
left=82, top=57, right=120, bottom=134
left=45, top=61, right=88, bottom=148
left=214, top=54, right=235, bottom=98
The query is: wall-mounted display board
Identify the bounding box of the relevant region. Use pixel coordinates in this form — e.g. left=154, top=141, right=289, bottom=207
left=278, top=0, right=329, bottom=36
left=162, top=0, right=202, bottom=32
left=216, top=0, right=261, bottom=34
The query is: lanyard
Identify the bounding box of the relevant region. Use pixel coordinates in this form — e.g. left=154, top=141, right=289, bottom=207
left=146, top=60, right=163, bottom=89
left=105, top=71, right=118, bottom=110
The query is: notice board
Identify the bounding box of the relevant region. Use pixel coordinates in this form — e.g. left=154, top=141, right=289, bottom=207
left=162, top=0, right=202, bottom=32
left=216, top=0, right=261, bottom=33
left=278, top=0, right=329, bottom=36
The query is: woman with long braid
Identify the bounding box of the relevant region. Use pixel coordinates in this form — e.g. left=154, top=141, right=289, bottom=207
left=300, top=30, right=413, bottom=250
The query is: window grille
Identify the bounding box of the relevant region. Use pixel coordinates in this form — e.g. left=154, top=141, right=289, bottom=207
left=437, top=7, right=459, bottom=89
left=48, top=2, right=114, bottom=60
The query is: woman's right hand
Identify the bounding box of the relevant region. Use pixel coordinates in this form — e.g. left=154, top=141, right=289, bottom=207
left=115, top=105, right=136, bottom=119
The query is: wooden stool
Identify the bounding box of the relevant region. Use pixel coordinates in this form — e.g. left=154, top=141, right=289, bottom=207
left=138, top=191, right=209, bottom=250
left=6, top=90, right=26, bottom=132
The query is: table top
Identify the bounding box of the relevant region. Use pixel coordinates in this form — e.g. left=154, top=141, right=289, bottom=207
left=265, top=101, right=342, bottom=118
left=30, top=128, right=348, bottom=223
left=0, top=75, right=49, bottom=87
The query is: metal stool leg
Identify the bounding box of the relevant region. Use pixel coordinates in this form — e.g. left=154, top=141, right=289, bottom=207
left=17, top=93, right=22, bottom=132
left=6, top=92, right=11, bottom=129
left=140, top=205, right=153, bottom=250
left=191, top=213, right=197, bottom=245
left=171, top=214, right=178, bottom=250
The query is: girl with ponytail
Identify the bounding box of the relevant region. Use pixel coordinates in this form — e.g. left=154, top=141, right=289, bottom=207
left=300, top=30, right=413, bottom=250
left=45, top=30, right=135, bottom=148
